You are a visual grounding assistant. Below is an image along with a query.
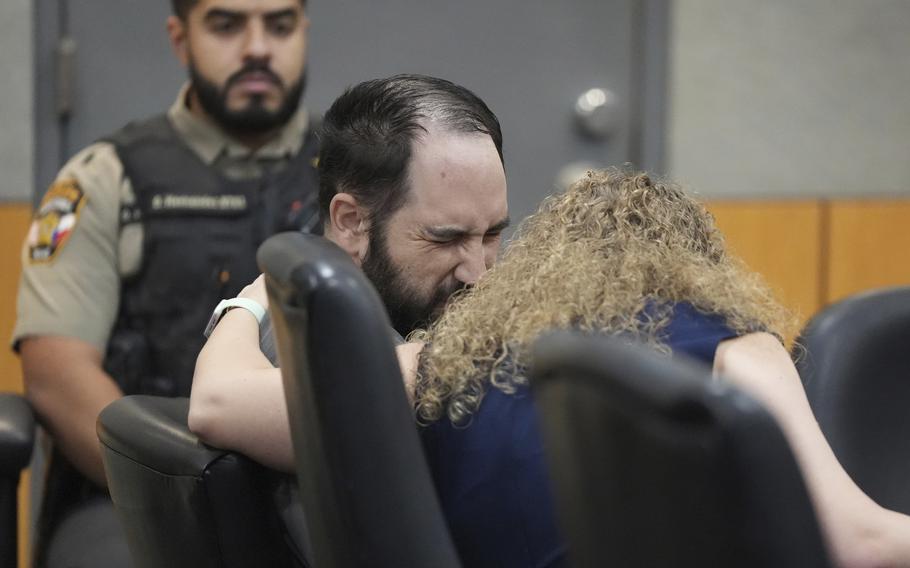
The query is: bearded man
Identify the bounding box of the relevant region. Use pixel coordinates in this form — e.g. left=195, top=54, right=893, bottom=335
left=318, top=74, right=509, bottom=337
left=191, top=73, right=510, bottom=470
left=13, top=1, right=318, bottom=565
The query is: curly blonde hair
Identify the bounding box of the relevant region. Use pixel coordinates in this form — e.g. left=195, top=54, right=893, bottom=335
left=412, top=168, right=797, bottom=425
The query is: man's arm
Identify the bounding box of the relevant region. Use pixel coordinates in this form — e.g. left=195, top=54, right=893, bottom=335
left=13, top=142, right=125, bottom=488
left=21, top=336, right=122, bottom=488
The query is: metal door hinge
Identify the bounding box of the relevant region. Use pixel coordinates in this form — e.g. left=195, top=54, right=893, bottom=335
left=55, top=36, right=76, bottom=119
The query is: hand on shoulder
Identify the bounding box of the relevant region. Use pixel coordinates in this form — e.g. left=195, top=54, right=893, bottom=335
left=396, top=342, right=425, bottom=402
left=713, top=331, right=796, bottom=386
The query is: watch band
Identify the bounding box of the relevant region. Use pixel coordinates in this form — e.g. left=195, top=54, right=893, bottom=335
left=203, top=297, right=266, bottom=338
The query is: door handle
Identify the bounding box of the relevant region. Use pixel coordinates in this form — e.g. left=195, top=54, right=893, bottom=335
left=574, top=87, right=618, bottom=140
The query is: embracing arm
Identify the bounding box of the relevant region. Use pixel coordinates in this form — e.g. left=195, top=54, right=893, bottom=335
left=190, top=275, right=424, bottom=472
left=189, top=275, right=293, bottom=471
left=715, top=333, right=910, bottom=568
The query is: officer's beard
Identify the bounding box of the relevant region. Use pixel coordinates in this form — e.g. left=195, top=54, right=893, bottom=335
left=361, top=224, right=464, bottom=338
left=188, top=60, right=306, bottom=136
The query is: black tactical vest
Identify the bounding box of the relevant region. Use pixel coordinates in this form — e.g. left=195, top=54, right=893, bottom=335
left=104, top=114, right=320, bottom=397
left=35, top=115, right=320, bottom=566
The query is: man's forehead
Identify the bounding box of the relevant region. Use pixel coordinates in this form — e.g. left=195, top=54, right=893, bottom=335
left=193, top=0, right=303, bottom=16
left=406, top=177, right=508, bottom=234
left=384, top=123, right=507, bottom=234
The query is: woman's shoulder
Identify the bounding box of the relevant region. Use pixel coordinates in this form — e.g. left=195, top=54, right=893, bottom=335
left=661, top=302, right=740, bottom=364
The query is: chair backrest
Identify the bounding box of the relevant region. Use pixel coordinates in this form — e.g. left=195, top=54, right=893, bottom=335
left=531, top=332, right=831, bottom=568
left=0, top=393, right=35, bottom=568
left=97, top=395, right=299, bottom=568
left=259, top=232, right=460, bottom=568
left=796, top=285, right=910, bottom=514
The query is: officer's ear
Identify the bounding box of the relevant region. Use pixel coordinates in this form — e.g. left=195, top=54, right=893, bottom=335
left=326, top=193, right=370, bottom=266
left=167, top=15, right=190, bottom=67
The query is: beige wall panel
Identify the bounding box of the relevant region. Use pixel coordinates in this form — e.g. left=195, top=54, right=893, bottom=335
left=1, top=205, right=30, bottom=393
left=827, top=201, right=910, bottom=303
left=706, top=201, right=823, bottom=322
left=0, top=204, right=32, bottom=568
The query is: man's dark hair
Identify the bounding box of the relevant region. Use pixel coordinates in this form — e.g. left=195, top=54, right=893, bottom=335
left=171, top=0, right=306, bottom=20
left=317, top=74, right=504, bottom=230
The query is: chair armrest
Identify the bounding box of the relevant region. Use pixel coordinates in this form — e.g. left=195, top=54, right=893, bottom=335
left=0, top=393, right=35, bottom=477
left=97, top=395, right=227, bottom=476
left=97, top=395, right=305, bottom=568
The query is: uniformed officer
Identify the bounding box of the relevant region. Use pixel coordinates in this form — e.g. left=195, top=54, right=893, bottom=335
left=12, top=0, right=317, bottom=565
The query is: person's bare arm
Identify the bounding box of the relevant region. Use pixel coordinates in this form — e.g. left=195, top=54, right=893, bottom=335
left=715, top=332, right=910, bottom=568
left=191, top=275, right=425, bottom=472
left=190, top=276, right=292, bottom=471
left=21, top=336, right=123, bottom=488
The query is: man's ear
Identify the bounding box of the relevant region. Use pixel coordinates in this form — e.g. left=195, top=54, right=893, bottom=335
left=167, top=15, right=190, bottom=67
left=326, top=193, right=370, bottom=266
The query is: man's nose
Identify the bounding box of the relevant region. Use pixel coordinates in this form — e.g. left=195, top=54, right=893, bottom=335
left=454, top=241, right=488, bottom=285
left=243, top=20, right=271, bottom=61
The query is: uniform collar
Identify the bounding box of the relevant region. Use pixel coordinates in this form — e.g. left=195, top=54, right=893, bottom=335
left=167, top=83, right=310, bottom=165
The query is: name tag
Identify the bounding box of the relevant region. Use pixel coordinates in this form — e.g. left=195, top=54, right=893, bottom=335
left=150, top=193, right=248, bottom=213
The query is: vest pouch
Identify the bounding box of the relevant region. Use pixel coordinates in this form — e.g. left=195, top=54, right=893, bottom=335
left=104, top=327, right=188, bottom=396
left=139, top=226, right=233, bottom=308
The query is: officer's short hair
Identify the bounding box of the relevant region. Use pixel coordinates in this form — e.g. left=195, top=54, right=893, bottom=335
left=171, top=0, right=307, bottom=20
left=317, top=73, right=504, bottom=233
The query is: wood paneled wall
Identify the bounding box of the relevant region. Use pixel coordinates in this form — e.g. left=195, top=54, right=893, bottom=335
left=707, top=201, right=824, bottom=321
left=0, top=204, right=32, bottom=568
left=827, top=200, right=910, bottom=302
left=707, top=199, right=910, bottom=326
left=1, top=205, right=30, bottom=394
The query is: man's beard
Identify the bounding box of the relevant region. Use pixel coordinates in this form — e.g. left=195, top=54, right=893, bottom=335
left=189, top=59, right=305, bottom=136
left=361, top=226, right=463, bottom=337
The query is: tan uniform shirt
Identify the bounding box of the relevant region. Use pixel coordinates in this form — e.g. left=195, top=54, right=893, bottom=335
left=13, top=84, right=311, bottom=352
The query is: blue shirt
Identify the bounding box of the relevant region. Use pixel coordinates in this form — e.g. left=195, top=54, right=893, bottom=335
left=419, top=303, right=738, bottom=567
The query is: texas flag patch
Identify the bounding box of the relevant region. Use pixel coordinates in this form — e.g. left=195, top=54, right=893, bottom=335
left=27, top=179, right=87, bottom=263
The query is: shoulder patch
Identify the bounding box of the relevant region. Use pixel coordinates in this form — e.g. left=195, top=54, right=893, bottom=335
left=27, top=179, right=88, bottom=263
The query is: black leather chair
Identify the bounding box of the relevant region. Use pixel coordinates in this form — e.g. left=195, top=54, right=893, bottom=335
left=0, top=393, right=35, bottom=568
left=97, top=395, right=301, bottom=568
left=796, top=285, right=910, bottom=514
left=259, top=232, right=460, bottom=568
left=531, top=332, right=831, bottom=568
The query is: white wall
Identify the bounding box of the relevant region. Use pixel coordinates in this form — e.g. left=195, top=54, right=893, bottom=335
left=0, top=0, right=33, bottom=202
left=667, top=0, right=910, bottom=198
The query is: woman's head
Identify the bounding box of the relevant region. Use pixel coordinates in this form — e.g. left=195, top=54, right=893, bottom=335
left=413, top=168, right=795, bottom=424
